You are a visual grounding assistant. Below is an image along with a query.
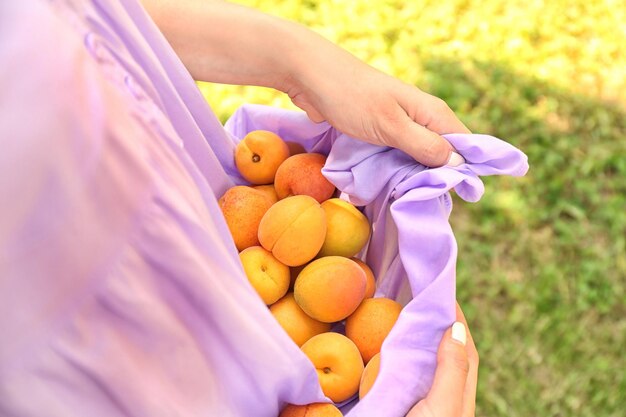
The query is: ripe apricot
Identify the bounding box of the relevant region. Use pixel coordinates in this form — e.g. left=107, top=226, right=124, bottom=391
left=294, top=256, right=366, bottom=323
left=279, top=402, right=342, bottom=417
left=270, top=293, right=331, bottom=347
left=318, top=198, right=370, bottom=258
left=274, top=153, right=335, bottom=203
left=239, top=246, right=290, bottom=305
left=235, top=130, right=290, bottom=185
left=258, top=195, right=326, bottom=266
left=218, top=185, right=273, bottom=251
left=351, top=258, right=376, bottom=299
left=301, top=332, right=364, bottom=403
left=253, top=184, right=279, bottom=204
left=359, top=352, right=381, bottom=399
left=345, top=297, right=402, bottom=363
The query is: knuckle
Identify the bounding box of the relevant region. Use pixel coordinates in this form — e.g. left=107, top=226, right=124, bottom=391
left=453, top=352, right=470, bottom=375
left=422, top=135, right=450, bottom=166
left=431, top=96, right=451, bottom=113
left=440, top=343, right=470, bottom=375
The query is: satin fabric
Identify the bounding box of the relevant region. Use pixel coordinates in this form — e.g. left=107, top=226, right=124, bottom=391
left=225, top=105, right=528, bottom=415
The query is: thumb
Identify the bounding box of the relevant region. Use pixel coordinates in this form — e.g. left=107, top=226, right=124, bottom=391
left=390, top=114, right=455, bottom=167
left=410, top=322, right=469, bottom=417
left=393, top=89, right=470, bottom=167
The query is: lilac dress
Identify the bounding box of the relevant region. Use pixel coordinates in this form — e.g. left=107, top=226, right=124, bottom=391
left=0, top=1, right=528, bottom=416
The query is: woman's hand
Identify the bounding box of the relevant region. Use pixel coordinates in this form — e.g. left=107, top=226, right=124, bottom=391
left=142, top=0, right=469, bottom=166
left=282, top=44, right=470, bottom=167
left=408, top=303, right=479, bottom=417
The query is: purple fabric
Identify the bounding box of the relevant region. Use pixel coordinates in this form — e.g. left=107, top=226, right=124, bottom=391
left=2, top=1, right=324, bottom=416
left=225, top=106, right=528, bottom=415
left=0, top=1, right=528, bottom=417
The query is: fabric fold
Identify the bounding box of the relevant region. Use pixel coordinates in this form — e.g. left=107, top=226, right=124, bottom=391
left=225, top=105, right=528, bottom=416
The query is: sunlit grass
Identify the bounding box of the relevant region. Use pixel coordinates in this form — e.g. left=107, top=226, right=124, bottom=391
left=200, top=0, right=626, bottom=122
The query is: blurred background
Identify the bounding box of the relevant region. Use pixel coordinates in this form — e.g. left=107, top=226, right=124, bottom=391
left=197, top=1, right=626, bottom=416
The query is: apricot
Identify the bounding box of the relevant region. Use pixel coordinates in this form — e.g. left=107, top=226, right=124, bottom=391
left=253, top=184, right=279, bottom=204
left=345, top=297, right=402, bottom=364
left=279, top=403, right=342, bottom=417
left=274, top=153, right=336, bottom=203
left=270, top=293, right=331, bottom=347
left=351, top=258, right=376, bottom=299
left=235, top=130, right=290, bottom=185
left=318, top=198, right=370, bottom=258
left=218, top=185, right=273, bottom=251
left=294, top=256, right=366, bottom=323
left=239, top=246, right=290, bottom=305
left=258, top=195, right=327, bottom=266
left=301, top=332, right=364, bottom=403
left=358, top=352, right=381, bottom=399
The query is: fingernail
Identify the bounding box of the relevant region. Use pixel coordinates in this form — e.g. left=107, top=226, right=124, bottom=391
left=451, top=322, right=467, bottom=345
left=447, top=151, right=465, bottom=167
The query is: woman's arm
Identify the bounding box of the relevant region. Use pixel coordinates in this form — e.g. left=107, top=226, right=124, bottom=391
left=141, top=0, right=469, bottom=167
left=141, top=0, right=303, bottom=91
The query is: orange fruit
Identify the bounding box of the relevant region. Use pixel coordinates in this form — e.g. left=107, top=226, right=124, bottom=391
left=253, top=184, right=279, bottom=204
left=359, top=352, right=381, bottom=399
left=294, top=257, right=366, bottom=323
left=218, top=186, right=273, bottom=251
left=318, top=199, right=370, bottom=258
left=345, top=297, right=402, bottom=363
left=270, top=293, right=331, bottom=347
left=258, top=195, right=327, bottom=267
left=351, top=258, right=376, bottom=299
left=274, top=153, right=336, bottom=203
left=235, top=130, right=290, bottom=185
left=301, top=332, right=364, bottom=403
left=279, top=402, right=342, bottom=416
left=239, top=246, right=290, bottom=305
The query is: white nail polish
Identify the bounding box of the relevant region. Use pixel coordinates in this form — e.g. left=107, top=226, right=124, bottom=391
left=447, top=151, right=466, bottom=167
left=451, top=322, right=467, bottom=345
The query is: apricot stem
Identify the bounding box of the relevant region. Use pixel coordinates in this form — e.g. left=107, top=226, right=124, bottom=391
left=252, top=154, right=261, bottom=162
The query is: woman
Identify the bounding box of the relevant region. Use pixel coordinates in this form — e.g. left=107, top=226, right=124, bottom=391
left=0, top=0, right=477, bottom=416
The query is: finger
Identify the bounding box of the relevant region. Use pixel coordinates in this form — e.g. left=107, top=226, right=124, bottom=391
left=392, top=89, right=471, bottom=166
left=406, top=91, right=471, bottom=136
left=424, top=321, right=470, bottom=417
left=456, top=303, right=479, bottom=417
left=390, top=115, right=454, bottom=167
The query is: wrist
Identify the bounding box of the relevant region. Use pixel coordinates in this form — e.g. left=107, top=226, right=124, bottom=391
left=277, top=25, right=362, bottom=107
left=267, top=20, right=323, bottom=94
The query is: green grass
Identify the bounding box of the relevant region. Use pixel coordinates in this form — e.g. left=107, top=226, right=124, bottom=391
left=198, top=1, right=626, bottom=416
